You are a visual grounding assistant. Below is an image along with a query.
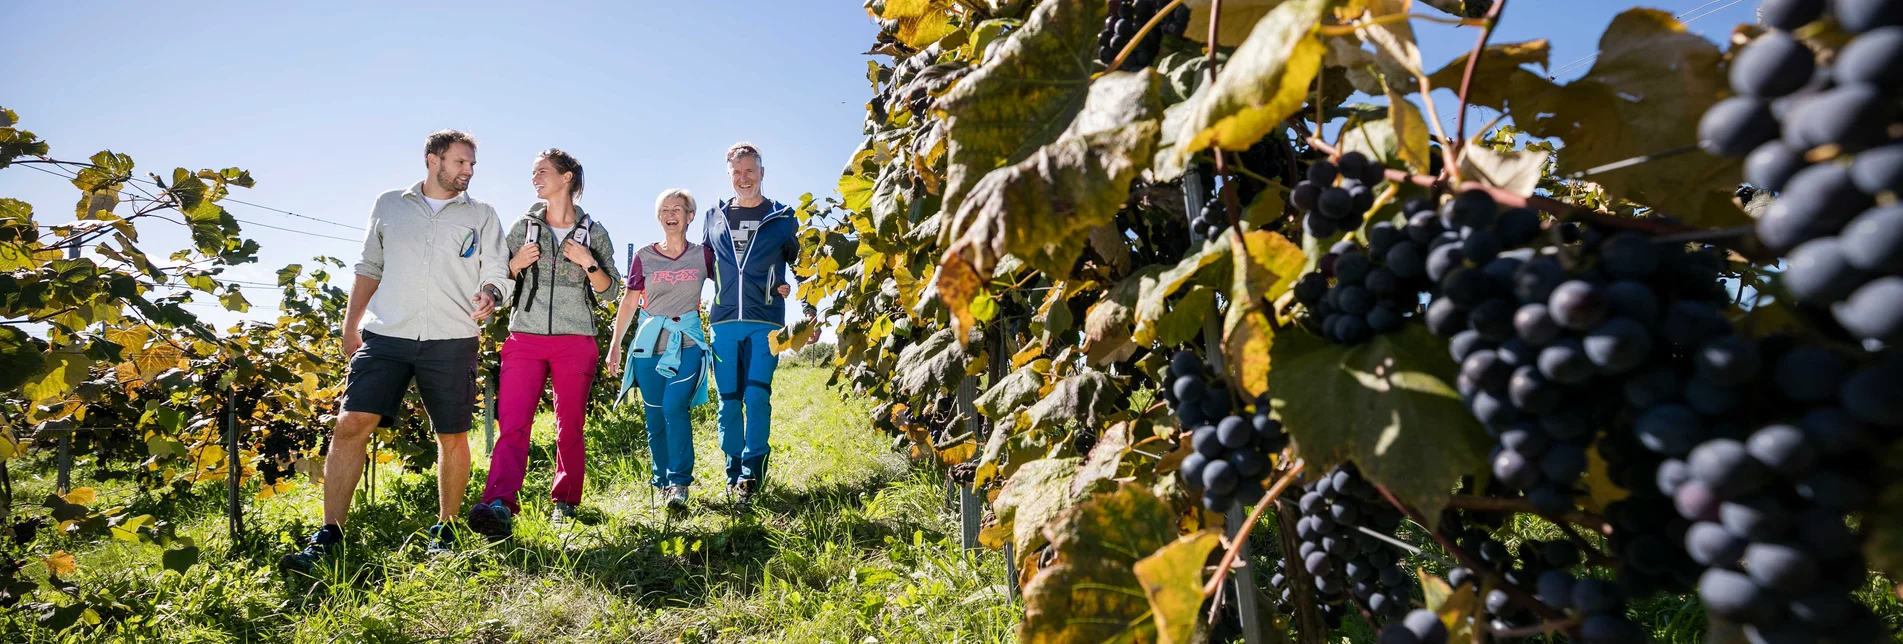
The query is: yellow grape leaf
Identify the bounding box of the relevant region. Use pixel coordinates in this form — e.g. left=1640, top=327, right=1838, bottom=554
left=44, top=551, right=76, bottom=576
left=1583, top=444, right=1629, bottom=513
left=1176, top=0, right=1328, bottom=160
left=1419, top=568, right=1479, bottom=641
left=110, top=514, right=154, bottom=542
left=1133, top=529, right=1224, bottom=644
left=63, top=487, right=96, bottom=506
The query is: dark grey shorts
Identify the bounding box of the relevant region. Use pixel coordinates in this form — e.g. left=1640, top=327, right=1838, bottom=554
left=339, top=331, right=479, bottom=434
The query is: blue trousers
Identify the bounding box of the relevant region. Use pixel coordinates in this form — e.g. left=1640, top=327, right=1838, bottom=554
left=710, top=321, right=778, bottom=485
left=634, top=343, right=704, bottom=488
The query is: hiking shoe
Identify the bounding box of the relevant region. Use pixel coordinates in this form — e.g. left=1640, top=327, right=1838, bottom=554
left=425, top=523, right=455, bottom=554
left=279, top=524, right=342, bottom=575
left=550, top=501, right=579, bottom=523
left=733, top=479, right=758, bottom=510
left=663, top=485, right=689, bottom=510
left=467, top=499, right=513, bottom=540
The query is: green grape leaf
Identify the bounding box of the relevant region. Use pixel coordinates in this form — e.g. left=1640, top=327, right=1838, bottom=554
left=1020, top=482, right=1177, bottom=643
left=1133, top=529, right=1224, bottom=644
left=1026, top=370, right=1115, bottom=431
left=23, top=350, right=91, bottom=405
left=937, top=70, right=1163, bottom=341
left=0, top=325, right=47, bottom=393
left=1133, top=235, right=1233, bottom=346
left=991, top=456, right=1083, bottom=555
left=1174, top=0, right=1328, bottom=161
left=1515, top=9, right=1745, bottom=227
left=1156, top=286, right=1215, bottom=348
left=937, top=0, right=1107, bottom=228
left=977, top=364, right=1044, bottom=419
left=1086, top=263, right=1167, bottom=365
left=896, top=328, right=970, bottom=397
left=1267, top=326, right=1489, bottom=527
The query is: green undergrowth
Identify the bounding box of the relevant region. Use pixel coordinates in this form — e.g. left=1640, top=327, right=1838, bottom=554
left=0, top=367, right=1019, bottom=643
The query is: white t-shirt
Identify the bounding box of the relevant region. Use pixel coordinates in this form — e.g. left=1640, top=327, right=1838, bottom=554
left=550, top=225, right=574, bottom=243
left=422, top=195, right=454, bottom=213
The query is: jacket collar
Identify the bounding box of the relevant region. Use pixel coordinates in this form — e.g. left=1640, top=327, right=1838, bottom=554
left=526, top=201, right=590, bottom=227
left=404, top=181, right=472, bottom=206
left=715, top=198, right=793, bottom=224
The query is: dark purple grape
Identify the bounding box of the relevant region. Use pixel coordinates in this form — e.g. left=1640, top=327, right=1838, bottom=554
left=1192, top=423, right=1223, bottom=457
left=1548, top=281, right=1609, bottom=331
left=1746, top=424, right=1817, bottom=477
left=1583, top=317, right=1654, bottom=374
left=1406, top=210, right=1443, bottom=244
left=1217, top=414, right=1252, bottom=449
left=1837, top=26, right=1903, bottom=90
left=1695, top=336, right=1762, bottom=387
left=1775, top=347, right=1847, bottom=404
left=1697, top=96, right=1778, bottom=157
left=1839, top=353, right=1903, bottom=425
left=1513, top=303, right=1560, bottom=345
left=1307, top=160, right=1338, bottom=186
left=1833, top=0, right=1903, bottom=33
left=1745, top=140, right=1806, bottom=191
left=1203, top=458, right=1238, bottom=494
left=1760, top=0, right=1826, bottom=30
left=1426, top=297, right=1468, bottom=337
left=1791, top=84, right=1890, bottom=151
left=1305, top=212, right=1338, bottom=238
left=1537, top=338, right=1594, bottom=384
left=1657, top=458, right=1692, bottom=495
left=1758, top=163, right=1872, bottom=251
left=1729, top=30, right=1816, bottom=97
left=1781, top=236, right=1871, bottom=303
left=1841, top=204, right=1903, bottom=273
left=1834, top=276, right=1903, bottom=342
left=1850, top=141, right=1903, bottom=194
left=1291, top=181, right=1320, bottom=211
left=1685, top=520, right=1746, bottom=568
left=1689, top=438, right=1768, bottom=499
left=1180, top=452, right=1210, bottom=487
left=1495, top=208, right=1542, bottom=246
left=1514, top=257, right=1567, bottom=303
left=1636, top=404, right=1703, bottom=456
left=1744, top=543, right=1819, bottom=594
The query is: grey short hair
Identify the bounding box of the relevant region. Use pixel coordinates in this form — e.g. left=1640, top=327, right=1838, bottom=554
left=655, top=188, right=697, bottom=217
left=726, top=142, right=763, bottom=167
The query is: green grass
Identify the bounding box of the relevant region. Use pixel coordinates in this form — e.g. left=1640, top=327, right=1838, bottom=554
left=0, top=367, right=1020, bottom=643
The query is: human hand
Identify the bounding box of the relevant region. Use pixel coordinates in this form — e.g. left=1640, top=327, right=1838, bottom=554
left=777, top=283, right=791, bottom=298
left=510, top=243, right=541, bottom=273
left=342, top=326, right=362, bottom=357
left=471, top=290, right=496, bottom=320
left=606, top=350, right=622, bottom=377
left=562, top=239, right=594, bottom=266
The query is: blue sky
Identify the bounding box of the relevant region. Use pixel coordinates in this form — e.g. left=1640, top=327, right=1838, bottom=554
left=2, top=1, right=1757, bottom=333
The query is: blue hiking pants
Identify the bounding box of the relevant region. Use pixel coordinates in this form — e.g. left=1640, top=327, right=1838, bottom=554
left=710, top=321, right=778, bottom=486
left=634, top=343, right=704, bottom=488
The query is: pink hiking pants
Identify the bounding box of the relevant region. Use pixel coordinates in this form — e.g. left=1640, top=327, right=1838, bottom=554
left=482, top=332, right=598, bottom=512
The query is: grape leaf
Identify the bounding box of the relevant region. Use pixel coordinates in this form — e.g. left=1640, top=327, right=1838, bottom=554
left=0, top=325, right=46, bottom=392
left=936, top=0, right=1106, bottom=228
left=161, top=545, right=199, bottom=575
left=1175, top=0, right=1328, bottom=161
left=1133, top=235, right=1234, bottom=346
left=977, top=364, right=1044, bottom=419
left=1132, top=529, right=1224, bottom=644
left=1458, top=143, right=1546, bottom=197
left=1020, top=482, right=1177, bottom=643
left=1156, top=286, right=1215, bottom=348
left=937, top=70, right=1163, bottom=341
left=1516, top=9, right=1745, bottom=228
left=877, top=0, right=960, bottom=49
left=23, top=350, right=90, bottom=406
left=1423, top=40, right=1551, bottom=114
left=1182, top=0, right=1296, bottom=47
left=991, top=456, right=1083, bottom=555
left=1419, top=568, right=1480, bottom=642
left=1267, top=326, right=1490, bottom=527
left=1086, top=263, right=1167, bottom=365
left=896, top=328, right=970, bottom=397
left=1026, top=370, right=1115, bottom=430
left=1072, top=421, right=1135, bottom=496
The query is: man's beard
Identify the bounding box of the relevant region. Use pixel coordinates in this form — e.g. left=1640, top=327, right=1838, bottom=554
left=437, top=170, right=470, bottom=193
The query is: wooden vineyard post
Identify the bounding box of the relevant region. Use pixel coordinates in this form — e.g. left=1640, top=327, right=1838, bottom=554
left=957, top=368, right=983, bottom=551
left=55, top=430, right=71, bottom=496
left=226, top=384, right=243, bottom=540
left=1183, top=166, right=1264, bottom=643
left=992, top=324, right=1019, bottom=601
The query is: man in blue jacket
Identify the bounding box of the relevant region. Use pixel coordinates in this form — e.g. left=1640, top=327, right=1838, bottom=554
left=704, top=142, right=809, bottom=508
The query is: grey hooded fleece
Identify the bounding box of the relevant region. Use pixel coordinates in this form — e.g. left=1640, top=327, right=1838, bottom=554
left=504, top=202, right=623, bottom=336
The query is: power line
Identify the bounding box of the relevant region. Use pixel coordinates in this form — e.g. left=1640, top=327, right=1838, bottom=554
left=13, top=161, right=365, bottom=242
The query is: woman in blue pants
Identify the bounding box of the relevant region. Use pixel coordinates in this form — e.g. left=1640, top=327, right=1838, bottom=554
left=608, top=188, right=714, bottom=509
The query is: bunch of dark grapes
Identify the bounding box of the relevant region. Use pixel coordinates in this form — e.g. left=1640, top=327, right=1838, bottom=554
left=1289, top=151, right=1387, bottom=238
left=1167, top=349, right=1290, bottom=511
left=1097, top=0, right=1191, bottom=71
left=1433, top=509, right=1649, bottom=642
left=1190, top=191, right=1231, bottom=241
left=1376, top=609, right=1452, bottom=644
left=1293, top=230, right=1425, bottom=345
left=1696, top=0, right=1903, bottom=343
left=1287, top=464, right=1414, bottom=627
left=1233, top=135, right=1291, bottom=211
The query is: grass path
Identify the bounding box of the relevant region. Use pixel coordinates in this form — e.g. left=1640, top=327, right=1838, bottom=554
left=1, top=367, right=1020, bottom=643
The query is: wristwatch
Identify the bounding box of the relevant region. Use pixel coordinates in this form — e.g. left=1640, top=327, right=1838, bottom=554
left=586, top=264, right=600, bottom=274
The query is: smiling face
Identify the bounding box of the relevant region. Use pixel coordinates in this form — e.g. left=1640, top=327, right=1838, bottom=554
left=531, top=158, right=573, bottom=201
left=728, top=155, right=763, bottom=201
left=657, top=195, right=694, bottom=235
left=427, top=142, right=476, bottom=194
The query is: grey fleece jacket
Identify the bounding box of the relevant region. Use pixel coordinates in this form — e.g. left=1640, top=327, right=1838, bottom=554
left=504, top=202, right=623, bottom=336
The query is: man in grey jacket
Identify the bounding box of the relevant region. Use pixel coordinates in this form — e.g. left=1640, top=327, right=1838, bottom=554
left=282, top=129, right=513, bottom=573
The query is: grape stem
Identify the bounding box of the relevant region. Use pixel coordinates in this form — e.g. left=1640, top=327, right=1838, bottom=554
left=1453, top=0, right=1510, bottom=155
left=1372, top=483, right=1577, bottom=633
left=1304, top=136, right=1776, bottom=261
left=1100, top=0, right=1187, bottom=78
left=1488, top=615, right=1582, bottom=638
left=1444, top=494, right=1611, bottom=535
left=1201, top=458, right=1306, bottom=598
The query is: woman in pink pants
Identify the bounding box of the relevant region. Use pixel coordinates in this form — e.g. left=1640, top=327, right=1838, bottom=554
left=468, top=149, right=621, bottom=538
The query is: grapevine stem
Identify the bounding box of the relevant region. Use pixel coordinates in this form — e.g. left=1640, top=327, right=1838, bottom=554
left=1453, top=0, right=1509, bottom=154
left=1372, top=484, right=1573, bottom=628
left=1275, top=497, right=1456, bottom=568
left=1201, top=458, right=1306, bottom=598
left=1100, top=0, right=1188, bottom=78
left=1444, top=494, right=1611, bottom=535
left=1303, top=136, right=1775, bottom=261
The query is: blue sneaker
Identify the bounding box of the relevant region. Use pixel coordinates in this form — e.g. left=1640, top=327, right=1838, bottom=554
left=467, top=499, right=513, bottom=540
left=279, top=524, right=342, bottom=575
left=425, top=523, right=455, bottom=554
